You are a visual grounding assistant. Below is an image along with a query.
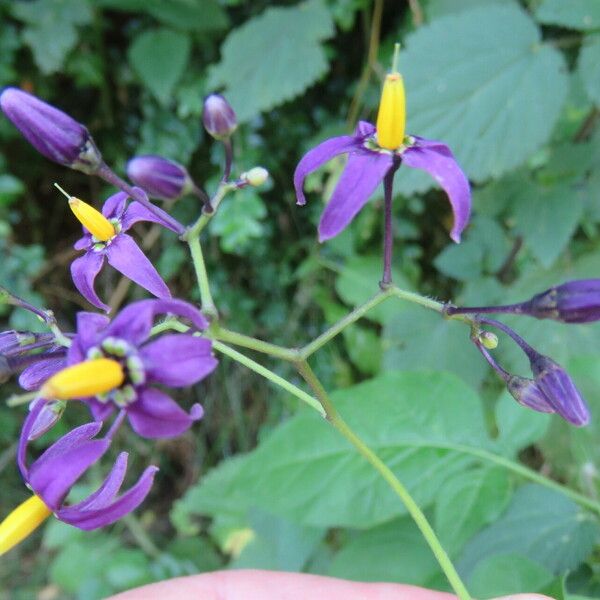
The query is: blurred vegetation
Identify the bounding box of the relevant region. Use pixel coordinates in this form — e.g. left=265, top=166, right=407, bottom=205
left=1, top=0, right=600, bottom=598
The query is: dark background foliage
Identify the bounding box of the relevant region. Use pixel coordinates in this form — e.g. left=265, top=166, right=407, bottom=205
left=0, top=0, right=600, bottom=598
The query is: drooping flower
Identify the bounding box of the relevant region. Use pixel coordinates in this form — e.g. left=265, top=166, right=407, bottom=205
left=448, top=279, right=600, bottom=324
left=0, top=87, right=103, bottom=175
left=21, top=299, right=218, bottom=439
left=294, top=47, right=471, bottom=243
left=59, top=186, right=173, bottom=312
left=473, top=318, right=590, bottom=426
left=0, top=401, right=158, bottom=555
left=126, top=155, right=194, bottom=201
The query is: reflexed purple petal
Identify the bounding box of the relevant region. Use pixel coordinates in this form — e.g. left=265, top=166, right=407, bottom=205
left=140, top=335, right=217, bottom=387
left=355, top=121, right=375, bottom=137
left=294, top=135, right=361, bottom=206
left=19, top=355, right=66, bottom=390
left=72, top=452, right=128, bottom=510
left=318, top=150, right=393, bottom=242
left=74, top=235, right=91, bottom=251
left=101, top=191, right=128, bottom=220
left=71, top=251, right=109, bottom=312
left=127, top=388, right=203, bottom=438
left=106, top=299, right=209, bottom=345
left=120, top=200, right=178, bottom=232
left=86, top=397, right=116, bottom=422
left=57, top=465, right=158, bottom=530
left=106, top=234, right=171, bottom=300
left=18, top=398, right=46, bottom=478
left=401, top=137, right=471, bottom=243
left=530, top=355, right=590, bottom=426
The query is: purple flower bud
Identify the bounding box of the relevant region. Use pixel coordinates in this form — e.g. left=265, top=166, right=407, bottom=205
left=506, top=375, right=555, bottom=414
left=27, top=398, right=65, bottom=441
left=126, top=155, right=194, bottom=200
left=522, top=279, right=600, bottom=323
left=0, top=87, right=102, bottom=174
left=529, top=354, right=590, bottom=426
left=202, top=94, right=237, bottom=139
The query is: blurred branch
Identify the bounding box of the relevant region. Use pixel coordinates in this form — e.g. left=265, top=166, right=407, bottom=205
left=408, top=0, right=424, bottom=26
left=574, top=107, right=599, bottom=143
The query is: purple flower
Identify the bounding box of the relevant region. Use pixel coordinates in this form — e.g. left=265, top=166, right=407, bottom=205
left=71, top=189, right=173, bottom=312
left=294, top=121, right=471, bottom=242
left=203, top=94, right=237, bottom=140
left=506, top=375, right=555, bottom=414
left=0, top=88, right=103, bottom=175
left=24, top=299, right=217, bottom=439
left=18, top=400, right=157, bottom=530
left=127, top=155, right=193, bottom=201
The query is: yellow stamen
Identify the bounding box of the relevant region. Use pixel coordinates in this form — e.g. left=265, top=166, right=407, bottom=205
left=40, top=358, right=125, bottom=400
left=0, top=495, right=52, bottom=557
left=55, top=183, right=115, bottom=241
left=375, top=43, right=406, bottom=151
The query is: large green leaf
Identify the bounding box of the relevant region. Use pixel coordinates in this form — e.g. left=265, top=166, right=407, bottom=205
left=328, top=516, right=440, bottom=585
left=536, top=0, right=600, bottom=31
left=578, top=34, right=600, bottom=106
left=128, top=28, right=191, bottom=104
left=458, top=484, right=600, bottom=576
left=11, top=0, right=93, bottom=74
left=173, top=371, right=499, bottom=529
left=435, top=467, right=512, bottom=557
left=468, top=554, right=554, bottom=599
left=207, top=0, right=334, bottom=122
left=398, top=4, right=568, bottom=193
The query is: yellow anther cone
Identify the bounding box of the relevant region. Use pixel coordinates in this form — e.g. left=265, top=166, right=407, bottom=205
left=40, top=358, right=125, bottom=400
left=55, top=183, right=115, bottom=241
left=0, top=495, right=51, bottom=557
left=376, top=44, right=406, bottom=151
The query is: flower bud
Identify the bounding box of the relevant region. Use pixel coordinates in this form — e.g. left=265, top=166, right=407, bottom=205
left=126, top=155, right=194, bottom=200
left=241, top=167, right=269, bottom=187
left=529, top=354, right=590, bottom=426
left=0, top=88, right=103, bottom=174
left=522, top=279, right=600, bottom=324
left=27, top=398, right=65, bottom=441
left=202, top=94, right=237, bottom=140
left=506, top=375, right=554, bottom=413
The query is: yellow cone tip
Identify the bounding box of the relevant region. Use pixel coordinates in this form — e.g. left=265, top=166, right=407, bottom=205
left=0, top=495, right=51, bottom=557
left=40, top=358, right=125, bottom=400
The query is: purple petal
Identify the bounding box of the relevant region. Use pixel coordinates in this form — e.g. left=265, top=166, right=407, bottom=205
left=26, top=398, right=65, bottom=441
left=106, top=234, right=171, bottom=301
left=57, top=464, right=158, bottom=530
left=74, top=235, right=91, bottom=251
left=18, top=397, right=46, bottom=478
left=355, top=121, right=375, bottom=137
left=120, top=200, right=178, bottom=232
left=140, top=334, right=217, bottom=387
left=71, top=452, right=128, bottom=510
left=101, top=191, right=128, bottom=220
left=85, top=397, right=116, bottom=422
left=294, top=135, right=360, bottom=206
left=127, top=388, right=203, bottom=438
left=69, top=312, right=111, bottom=362
left=71, top=251, right=109, bottom=312
left=105, top=299, right=209, bottom=345
left=19, top=355, right=66, bottom=391
left=318, top=150, right=393, bottom=242
left=401, top=137, right=471, bottom=243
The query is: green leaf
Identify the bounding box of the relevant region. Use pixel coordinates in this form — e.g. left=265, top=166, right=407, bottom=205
left=0, top=174, right=25, bottom=206
left=398, top=4, right=568, bottom=192
left=468, top=554, right=554, bottom=599
left=536, top=0, right=600, bottom=31
left=328, top=516, right=440, bottom=584
left=208, top=0, right=334, bottom=122
left=11, top=0, right=93, bottom=74
left=435, top=467, right=512, bottom=556
left=343, top=324, right=382, bottom=375
left=231, top=508, right=324, bottom=571
left=335, top=255, right=410, bottom=324
left=128, top=28, right=191, bottom=104
left=426, top=0, right=515, bottom=20
left=174, top=371, right=498, bottom=529
left=382, top=306, right=487, bottom=388
left=578, top=34, right=600, bottom=106
left=458, top=484, right=600, bottom=576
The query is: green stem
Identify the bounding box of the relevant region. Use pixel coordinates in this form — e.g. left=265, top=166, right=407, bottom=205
left=188, top=235, right=218, bottom=319
left=183, top=182, right=235, bottom=241
left=296, top=360, right=472, bottom=600
left=212, top=341, right=325, bottom=417
left=301, top=288, right=394, bottom=358
left=122, top=514, right=161, bottom=559
left=213, top=326, right=299, bottom=362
